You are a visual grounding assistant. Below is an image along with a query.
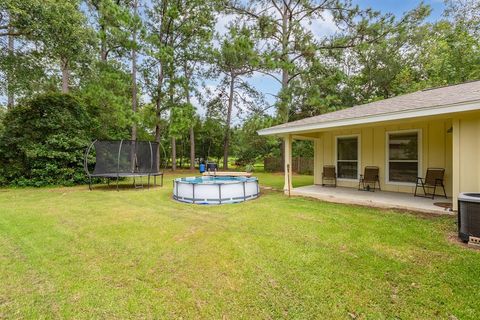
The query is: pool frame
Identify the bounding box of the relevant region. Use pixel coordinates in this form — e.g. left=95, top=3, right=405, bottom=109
left=173, top=176, right=260, bottom=204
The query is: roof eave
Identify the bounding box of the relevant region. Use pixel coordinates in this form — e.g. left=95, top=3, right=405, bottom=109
left=257, top=101, right=480, bottom=136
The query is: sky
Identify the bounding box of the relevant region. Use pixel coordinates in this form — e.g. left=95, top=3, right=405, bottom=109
left=356, top=0, right=444, bottom=20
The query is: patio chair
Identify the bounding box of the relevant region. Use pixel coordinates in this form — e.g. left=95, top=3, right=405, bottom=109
left=322, top=165, right=337, bottom=187
left=358, top=166, right=381, bottom=192
left=414, top=168, right=447, bottom=199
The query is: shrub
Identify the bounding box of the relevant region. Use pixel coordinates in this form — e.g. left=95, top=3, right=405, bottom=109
left=234, top=114, right=279, bottom=165
left=0, top=93, right=93, bottom=186
left=245, top=164, right=254, bottom=173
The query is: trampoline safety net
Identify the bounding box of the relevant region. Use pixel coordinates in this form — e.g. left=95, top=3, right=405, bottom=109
left=84, top=140, right=162, bottom=190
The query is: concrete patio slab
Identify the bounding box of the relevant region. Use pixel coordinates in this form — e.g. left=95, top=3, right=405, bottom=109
left=290, top=185, right=454, bottom=215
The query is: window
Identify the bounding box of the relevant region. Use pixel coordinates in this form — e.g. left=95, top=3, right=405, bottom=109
left=387, top=131, right=419, bottom=183
left=336, top=136, right=359, bottom=179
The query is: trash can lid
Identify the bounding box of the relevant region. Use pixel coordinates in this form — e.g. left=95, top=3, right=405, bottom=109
left=459, top=192, right=480, bottom=203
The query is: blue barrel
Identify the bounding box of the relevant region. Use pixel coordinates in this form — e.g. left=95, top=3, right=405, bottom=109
left=199, top=163, right=206, bottom=173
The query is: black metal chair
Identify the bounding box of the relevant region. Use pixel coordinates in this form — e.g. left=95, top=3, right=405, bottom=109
left=358, top=166, right=381, bottom=192
left=414, top=168, right=447, bottom=199
left=322, top=165, right=337, bottom=187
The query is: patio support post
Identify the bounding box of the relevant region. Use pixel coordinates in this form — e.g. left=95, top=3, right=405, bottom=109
left=452, top=119, right=460, bottom=211
left=284, top=134, right=293, bottom=193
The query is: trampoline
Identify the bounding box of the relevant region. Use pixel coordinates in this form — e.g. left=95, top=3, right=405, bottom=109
left=84, top=140, right=163, bottom=190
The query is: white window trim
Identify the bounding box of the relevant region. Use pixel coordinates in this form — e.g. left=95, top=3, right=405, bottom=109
left=335, top=134, right=361, bottom=181
left=385, top=129, right=422, bottom=186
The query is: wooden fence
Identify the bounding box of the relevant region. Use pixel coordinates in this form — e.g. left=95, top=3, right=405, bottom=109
left=264, top=157, right=314, bottom=174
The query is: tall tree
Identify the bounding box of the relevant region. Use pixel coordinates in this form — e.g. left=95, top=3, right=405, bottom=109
left=40, top=1, right=93, bottom=93
left=144, top=0, right=216, bottom=169
left=6, top=13, right=14, bottom=109
left=199, top=96, right=228, bottom=162
left=0, top=1, right=56, bottom=103
left=345, top=5, right=430, bottom=103
left=421, top=21, right=480, bottom=87
left=444, top=0, right=480, bottom=35
left=213, top=26, right=262, bottom=169
left=229, top=0, right=394, bottom=123
left=169, top=102, right=195, bottom=169
left=229, top=0, right=429, bottom=170
left=130, top=0, right=139, bottom=141
left=346, top=4, right=480, bottom=102
left=143, top=0, right=175, bottom=150
left=176, top=4, right=216, bottom=170
left=80, top=0, right=137, bottom=140
left=185, top=63, right=196, bottom=170
left=86, top=0, right=133, bottom=62
left=79, top=61, right=133, bottom=139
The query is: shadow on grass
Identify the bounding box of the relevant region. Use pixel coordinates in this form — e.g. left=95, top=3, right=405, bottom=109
left=88, top=180, right=165, bottom=191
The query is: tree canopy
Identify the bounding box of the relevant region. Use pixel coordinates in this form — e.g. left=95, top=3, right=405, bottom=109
left=1, top=0, right=480, bottom=184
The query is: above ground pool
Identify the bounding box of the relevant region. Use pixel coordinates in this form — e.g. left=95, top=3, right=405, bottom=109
left=173, top=176, right=259, bottom=204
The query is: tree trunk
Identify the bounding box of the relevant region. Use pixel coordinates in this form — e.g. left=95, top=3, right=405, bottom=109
left=189, top=126, right=195, bottom=170
left=61, top=58, right=69, bottom=93
left=171, top=136, right=176, bottom=171
left=279, top=2, right=290, bottom=123
left=92, top=1, right=108, bottom=62
left=184, top=62, right=196, bottom=171
left=167, top=46, right=176, bottom=170
left=155, top=68, right=164, bottom=142
left=154, top=67, right=164, bottom=172
left=131, top=0, right=138, bottom=141
left=223, top=73, right=235, bottom=170
left=100, top=23, right=108, bottom=61
left=7, top=23, right=14, bottom=109
left=279, top=3, right=290, bottom=171
left=179, top=140, right=182, bottom=168
left=180, top=139, right=184, bottom=168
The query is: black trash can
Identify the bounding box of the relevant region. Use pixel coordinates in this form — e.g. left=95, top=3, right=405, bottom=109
left=458, top=193, right=480, bottom=242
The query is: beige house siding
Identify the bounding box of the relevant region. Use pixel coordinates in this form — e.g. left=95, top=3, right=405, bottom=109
left=312, top=118, right=453, bottom=196
left=452, top=112, right=480, bottom=210
left=281, top=110, right=480, bottom=212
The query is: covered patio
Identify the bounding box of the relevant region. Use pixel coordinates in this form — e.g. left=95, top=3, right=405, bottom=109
left=259, top=81, right=480, bottom=213
left=290, top=185, right=452, bottom=214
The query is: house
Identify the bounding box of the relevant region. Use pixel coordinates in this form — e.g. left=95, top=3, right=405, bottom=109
left=258, top=80, right=480, bottom=212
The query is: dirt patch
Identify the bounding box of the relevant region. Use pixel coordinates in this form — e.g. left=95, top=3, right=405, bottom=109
left=295, top=214, right=324, bottom=223
left=174, top=227, right=199, bottom=243
left=434, top=202, right=453, bottom=210
left=259, top=187, right=282, bottom=195
left=445, top=232, right=480, bottom=251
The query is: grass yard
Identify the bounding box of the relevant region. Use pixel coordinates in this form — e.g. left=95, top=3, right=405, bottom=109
left=0, top=172, right=479, bottom=319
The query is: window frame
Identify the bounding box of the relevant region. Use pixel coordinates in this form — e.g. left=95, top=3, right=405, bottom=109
left=335, top=134, right=361, bottom=181
left=385, top=129, right=422, bottom=186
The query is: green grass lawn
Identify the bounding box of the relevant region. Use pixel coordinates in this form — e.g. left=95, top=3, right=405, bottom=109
left=0, top=172, right=479, bottom=319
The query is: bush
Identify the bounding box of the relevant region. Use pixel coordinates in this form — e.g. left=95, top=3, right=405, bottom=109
left=233, top=114, right=279, bottom=165
left=0, top=93, right=93, bottom=186
left=245, top=164, right=254, bottom=173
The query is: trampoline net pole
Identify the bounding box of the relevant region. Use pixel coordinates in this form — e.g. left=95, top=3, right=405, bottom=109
left=116, top=139, right=123, bottom=190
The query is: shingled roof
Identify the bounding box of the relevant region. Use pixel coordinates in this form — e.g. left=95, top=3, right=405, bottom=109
left=258, top=80, right=480, bottom=135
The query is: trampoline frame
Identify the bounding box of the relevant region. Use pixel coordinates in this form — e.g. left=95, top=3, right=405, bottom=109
left=84, top=139, right=164, bottom=190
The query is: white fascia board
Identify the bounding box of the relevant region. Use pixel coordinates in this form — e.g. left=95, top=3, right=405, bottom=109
left=291, top=134, right=319, bottom=141
left=258, top=101, right=480, bottom=136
